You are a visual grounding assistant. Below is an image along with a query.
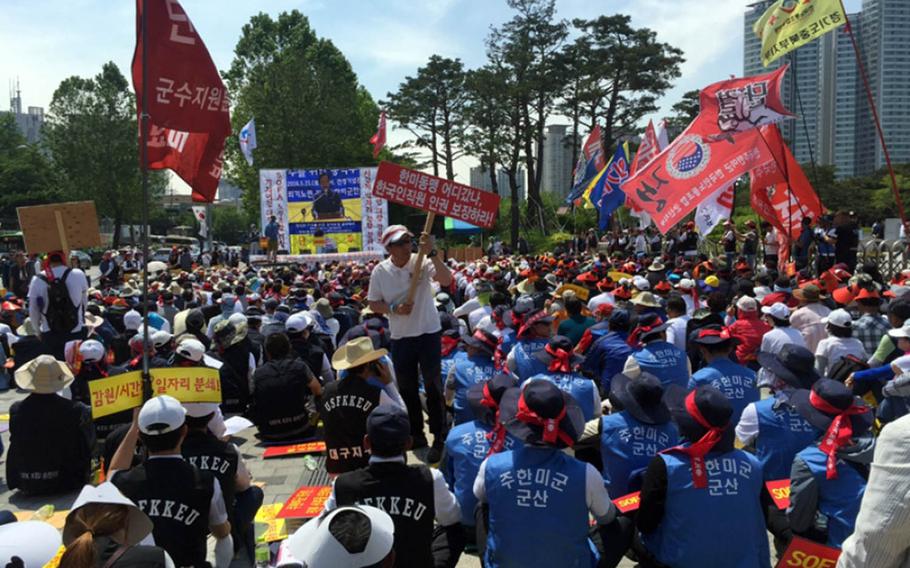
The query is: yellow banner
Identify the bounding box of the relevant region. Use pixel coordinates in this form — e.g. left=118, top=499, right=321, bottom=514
left=554, top=284, right=591, bottom=301
left=754, top=0, right=846, bottom=67
left=88, top=367, right=222, bottom=419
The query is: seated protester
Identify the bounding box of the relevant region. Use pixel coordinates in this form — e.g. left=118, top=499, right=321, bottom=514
left=574, top=304, right=615, bottom=356
left=320, top=337, right=405, bottom=475
left=663, top=294, right=691, bottom=352
left=182, top=308, right=212, bottom=351
left=152, top=329, right=175, bottom=360
left=474, top=381, right=617, bottom=568
left=109, top=396, right=234, bottom=568
left=211, top=320, right=254, bottom=414
left=637, top=385, right=771, bottom=568
left=440, top=328, right=462, bottom=385
left=688, top=326, right=759, bottom=427
left=61, top=482, right=172, bottom=567
left=759, top=302, right=807, bottom=356
left=493, top=296, right=535, bottom=371
left=9, top=318, right=51, bottom=371
left=7, top=355, right=95, bottom=496
left=110, top=309, right=141, bottom=365
left=557, top=295, right=595, bottom=347
left=182, top=402, right=263, bottom=565
left=581, top=309, right=634, bottom=395
left=287, top=311, right=334, bottom=384
left=814, top=308, right=866, bottom=377
left=761, top=276, right=799, bottom=308
left=727, top=295, right=770, bottom=369
left=324, top=405, right=464, bottom=568
left=120, top=328, right=170, bottom=372
left=623, top=313, right=691, bottom=389
left=875, top=368, right=910, bottom=425
left=172, top=337, right=244, bottom=418
left=846, top=322, right=910, bottom=399
left=445, top=329, right=498, bottom=426
left=250, top=332, right=322, bottom=442
left=865, top=297, right=909, bottom=367
left=444, top=374, right=517, bottom=536
left=284, top=505, right=396, bottom=568
left=595, top=372, right=678, bottom=500
left=505, top=310, right=555, bottom=383
left=71, top=339, right=110, bottom=406
left=788, top=379, right=873, bottom=549
left=526, top=335, right=601, bottom=421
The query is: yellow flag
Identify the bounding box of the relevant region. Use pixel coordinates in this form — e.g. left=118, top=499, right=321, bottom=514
left=754, top=0, right=846, bottom=67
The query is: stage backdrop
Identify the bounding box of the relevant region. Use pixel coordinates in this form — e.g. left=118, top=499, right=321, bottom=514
left=260, top=167, right=387, bottom=255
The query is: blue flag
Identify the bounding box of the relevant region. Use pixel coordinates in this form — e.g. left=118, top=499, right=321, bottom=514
left=588, top=144, right=630, bottom=230
left=565, top=126, right=606, bottom=205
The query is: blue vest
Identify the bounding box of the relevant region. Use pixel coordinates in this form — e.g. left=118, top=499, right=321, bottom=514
left=632, top=341, right=689, bottom=388
left=797, top=445, right=867, bottom=548
left=441, top=351, right=460, bottom=382
left=599, top=412, right=678, bottom=498
left=753, top=395, right=819, bottom=481
left=443, top=420, right=515, bottom=527
left=643, top=449, right=770, bottom=568
left=452, top=354, right=497, bottom=425
left=528, top=372, right=597, bottom=421
left=689, top=358, right=759, bottom=426
left=484, top=446, right=597, bottom=568
left=512, top=339, right=550, bottom=383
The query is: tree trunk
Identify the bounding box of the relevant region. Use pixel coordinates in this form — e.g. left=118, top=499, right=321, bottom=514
left=507, top=169, right=520, bottom=249
left=442, top=107, right=455, bottom=180
left=569, top=93, right=581, bottom=182
left=112, top=217, right=122, bottom=249
left=602, top=78, right=622, bottom=151
left=521, top=102, right=540, bottom=229
left=430, top=109, right=440, bottom=178
left=487, top=156, right=499, bottom=196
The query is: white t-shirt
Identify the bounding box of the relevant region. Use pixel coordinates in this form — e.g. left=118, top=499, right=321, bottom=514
left=368, top=255, right=441, bottom=339
left=666, top=315, right=691, bottom=351
left=760, top=326, right=807, bottom=356
left=587, top=292, right=614, bottom=312
left=815, top=336, right=867, bottom=377
left=764, top=230, right=778, bottom=255
left=27, top=264, right=88, bottom=333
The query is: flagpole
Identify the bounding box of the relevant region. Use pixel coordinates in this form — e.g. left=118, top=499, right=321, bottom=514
left=838, top=1, right=907, bottom=227
left=139, top=0, right=151, bottom=398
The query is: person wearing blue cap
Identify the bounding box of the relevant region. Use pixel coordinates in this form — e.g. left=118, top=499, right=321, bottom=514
left=581, top=309, right=634, bottom=395
left=689, top=325, right=759, bottom=426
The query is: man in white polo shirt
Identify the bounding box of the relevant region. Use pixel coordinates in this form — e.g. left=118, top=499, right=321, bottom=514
left=368, top=224, right=453, bottom=463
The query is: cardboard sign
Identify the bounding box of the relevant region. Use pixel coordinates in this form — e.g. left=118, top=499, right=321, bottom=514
left=88, top=368, right=223, bottom=419
left=554, top=284, right=590, bottom=301
left=255, top=503, right=288, bottom=543
left=373, top=161, right=500, bottom=229
left=775, top=536, right=840, bottom=568
left=277, top=485, right=332, bottom=519
left=612, top=491, right=641, bottom=514
left=263, top=441, right=327, bottom=459
left=17, top=201, right=102, bottom=254
left=766, top=479, right=791, bottom=510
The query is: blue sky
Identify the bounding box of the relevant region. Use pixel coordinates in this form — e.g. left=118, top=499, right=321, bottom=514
left=0, top=0, right=864, bottom=185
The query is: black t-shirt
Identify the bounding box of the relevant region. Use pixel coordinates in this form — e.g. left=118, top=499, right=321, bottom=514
left=313, top=191, right=344, bottom=218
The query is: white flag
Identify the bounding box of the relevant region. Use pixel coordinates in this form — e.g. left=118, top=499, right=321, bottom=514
left=192, top=205, right=208, bottom=238
left=239, top=118, right=257, bottom=166
left=695, top=182, right=735, bottom=236
left=631, top=120, right=669, bottom=229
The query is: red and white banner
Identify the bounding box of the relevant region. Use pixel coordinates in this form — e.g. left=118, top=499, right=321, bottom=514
left=628, top=120, right=669, bottom=227
left=370, top=111, right=387, bottom=159
left=695, top=182, right=735, bottom=236
left=132, top=0, right=231, bottom=203
left=698, top=66, right=792, bottom=134
left=373, top=162, right=501, bottom=229
left=259, top=170, right=290, bottom=251
left=191, top=205, right=207, bottom=238
left=359, top=167, right=388, bottom=253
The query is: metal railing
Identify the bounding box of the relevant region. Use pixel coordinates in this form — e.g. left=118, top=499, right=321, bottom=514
left=857, top=239, right=909, bottom=280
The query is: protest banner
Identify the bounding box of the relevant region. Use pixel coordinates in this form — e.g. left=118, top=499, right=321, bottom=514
left=612, top=492, right=641, bottom=514
left=554, top=284, right=590, bottom=302
left=255, top=503, right=288, bottom=543
left=17, top=201, right=102, bottom=255
left=765, top=479, right=791, bottom=510
left=277, top=485, right=333, bottom=519
left=263, top=441, right=327, bottom=459
left=775, top=536, right=840, bottom=568
left=150, top=367, right=222, bottom=403
left=754, top=0, right=846, bottom=67
left=88, top=371, right=145, bottom=419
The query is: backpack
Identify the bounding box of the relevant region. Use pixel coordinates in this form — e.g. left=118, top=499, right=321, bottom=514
left=828, top=354, right=869, bottom=383
left=39, top=268, right=78, bottom=333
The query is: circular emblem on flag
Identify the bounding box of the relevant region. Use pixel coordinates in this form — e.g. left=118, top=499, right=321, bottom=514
left=665, top=135, right=711, bottom=180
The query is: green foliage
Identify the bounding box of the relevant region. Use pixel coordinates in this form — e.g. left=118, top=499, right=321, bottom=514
left=664, top=89, right=700, bottom=140
left=212, top=206, right=252, bottom=245
left=0, top=114, right=60, bottom=221
left=223, top=11, right=381, bottom=221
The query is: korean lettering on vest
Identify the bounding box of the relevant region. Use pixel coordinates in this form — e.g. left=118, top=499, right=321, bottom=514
left=618, top=426, right=672, bottom=457
left=329, top=446, right=369, bottom=461
left=497, top=467, right=569, bottom=508
left=706, top=456, right=753, bottom=497
left=186, top=455, right=232, bottom=475
left=324, top=394, right=374, bottom=413
left=135, top=498, right=201, bottom=526
left=459, top=429, right=513, bottom=460
left=715, top=373, right=754, bottom=400
left=355, top=495, right=428, bottom=521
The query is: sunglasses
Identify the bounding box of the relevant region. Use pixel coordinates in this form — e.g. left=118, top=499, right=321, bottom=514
left=391, top=237, right=411, bottom=246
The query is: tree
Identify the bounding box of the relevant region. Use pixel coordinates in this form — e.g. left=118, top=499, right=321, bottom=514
left=224, top=11, right=381, bottom=219
left=0, top=114, right=60, bottom=222
left=44, top=62, right=167, bottom=247
left=664, top=89, right=700, bottom=140
left=385, top=55, right=468, bottom=180
left=212, top=206, right=252, bottom=244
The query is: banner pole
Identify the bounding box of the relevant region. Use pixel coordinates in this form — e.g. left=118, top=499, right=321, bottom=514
left=139, top=0, right=151, bottom=399
left=839, top=1, right=907, bottom=227
left=405, top=213, right=436, bottom=305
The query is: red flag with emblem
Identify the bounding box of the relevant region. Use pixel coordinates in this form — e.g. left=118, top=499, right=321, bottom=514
left=370, top=111, right=387, bottom=159
left=698, top=66, right=792, bottom=135
left=132, top=0, right=231, bottom=203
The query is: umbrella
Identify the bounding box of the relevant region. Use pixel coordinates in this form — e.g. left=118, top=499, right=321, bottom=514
left=146, top=261, right=168, bottom=275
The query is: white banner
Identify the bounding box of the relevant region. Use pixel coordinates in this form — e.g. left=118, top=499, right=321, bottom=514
left=359, top=167, right=388, bottom=253
left=191, top=205, right=208, bottom=238
left=239, top=118, right=257, bottom=166
left=259, top=169, right=290, bottom=251
left=695, top=182, right=735, bottom=236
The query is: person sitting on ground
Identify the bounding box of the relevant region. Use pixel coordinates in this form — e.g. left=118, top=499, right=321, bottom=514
left=70, top=338, right=110, bottom=406
left=284, top=505, right=397, bottom=568
left=445, top=329, right=498, bottom=426
left=526, top=335, right=602, bottom=421
left=557, top=295, right=595, bottom=347
left=581, top=309, right=634, bottom=395
left=814, top=308, right=866, bottom=377
left=623, top=313, right=690, bottom=388
left=759, top=302, right=806, bottom=356
left=727, top=295, right=770, bottom=369
left=689, top=325, right=759, bottom=427
left=505, top=309, right=555, bottom=383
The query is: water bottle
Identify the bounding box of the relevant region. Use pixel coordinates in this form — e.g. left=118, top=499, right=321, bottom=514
left=33, top=504, right=55, bottom=521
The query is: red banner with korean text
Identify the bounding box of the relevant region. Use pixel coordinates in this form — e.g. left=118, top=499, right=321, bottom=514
left=132, top=0, right=231, bottom=203
left=373, top=162, right=501, bottom=228
left=699, top=66, right=792, bottom=134
left=277, top=486, right=332, bottom=519
left=263, top=441, right=327, bottom=459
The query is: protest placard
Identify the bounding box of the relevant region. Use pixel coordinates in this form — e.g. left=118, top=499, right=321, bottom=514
left=88, top=371, right=145, bottom=419
left=277, top=486, right=332, bottom=519
left=765, top=479, right=791, bottom=510
left=17, top=201, right=102, bottom=255
left=612, top=492, right=641, bottom=514
left=88, top=368, right=223, bottom=419
left=263, top=441, right=327, bottom=459
left=775, top=536, right=840, bottom=568
left=255, top=503, right=288, bottom=543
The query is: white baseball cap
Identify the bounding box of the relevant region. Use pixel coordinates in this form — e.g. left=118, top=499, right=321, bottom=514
left=287, top=312, right=315, bottom=333
left=175, top=338, right=206, bottom=362
left=632, top=276, right=650, bottom=291
left=285, top=505, right=395, bottom=568
left=761, top=302, right=791, bottom=320
left=0, top=521, right=62, bottom=567
left=736, top=296, right=758, bottom=312
left=677, top=278, right=695, bottom=291
left=138, top=395, right=186, bottom=435
left=79, top=339, right=106, bottom=363
left=184, top=402, right=220, bottom=418
left=152, top=329, right=173, bottom=348
left=380, top=224, right=413, bottom=248
left=822, top=308, right=853, bottom=328
left=123, top=309, right=143, bottom=331
left=888, top=322, right=910, bottom=340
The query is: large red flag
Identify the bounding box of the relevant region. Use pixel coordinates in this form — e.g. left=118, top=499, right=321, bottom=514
left=630, top=120, right=661, bottom=175
left=370, top=111, right=387, bottom=159
left=132, top=0, right=231, bottom=203
left=699, top=66, right=792, bottom=134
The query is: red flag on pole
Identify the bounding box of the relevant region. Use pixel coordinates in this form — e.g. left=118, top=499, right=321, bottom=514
left=132, top=0, right=231, bottom=203
left=630, top=120, right=661, bottom=176
left=698, top=66, right=792, bottom=134
left=370, top=111, right=387, bottom=159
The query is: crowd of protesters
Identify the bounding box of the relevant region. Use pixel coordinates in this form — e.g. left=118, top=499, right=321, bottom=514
left=1, top=213, right=909, bottom=567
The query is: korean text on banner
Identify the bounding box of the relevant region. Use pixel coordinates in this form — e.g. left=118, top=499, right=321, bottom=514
left=373, top=162, right=501, bottom=229
left=150, top=367, right=222, bottom=403
left=698, top=66, right=792, bottom=134
left=88, top=371, right=144, bottom=419
left=263, top=441, right=327, bottom=459
left=775, top=536, right=840, bottom=568
left=260, top=169, right=290, bottom=251
left=754, top=0, right=846, bottom=67
left=360, top=167, right=388, bottom=253
left=277, top=486, right=333, bottom=519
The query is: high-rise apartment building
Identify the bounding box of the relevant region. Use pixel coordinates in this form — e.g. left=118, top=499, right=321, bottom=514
left=541, top=124, right=575, bottom=198
left=469, top=165, right=526, bottom=201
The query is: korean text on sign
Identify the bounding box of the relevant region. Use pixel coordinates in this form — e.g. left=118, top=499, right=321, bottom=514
left=277, top=486, right=333, bottom=519
left=150, top=367, right=222, bottom=403
left=373, top=162, right=500, bottom=229
left=88, top=371, right=144, bottom=419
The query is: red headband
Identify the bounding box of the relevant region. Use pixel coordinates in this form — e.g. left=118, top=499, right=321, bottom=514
left=441, top=335, right=460, bottom=357
left=545, top=344, right=573, bottom=373
left=697, top=327, right=732, bottom=340
left=515, top=393, right=575, bottom=447
left=627, top=319, right=664, bottom=348
left=491, top=310, right=507, bottom=330
left=663, top=391, right=727, bottom=489
left=809, top=390, right=869, bottom=480
left=480, top=382, right=508, bottom=456
left=471, top=330, right=499, bottom=352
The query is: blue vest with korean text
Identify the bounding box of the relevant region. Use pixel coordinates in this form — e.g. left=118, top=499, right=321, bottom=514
left=754, top=394, right=819, bottom=481
left=512, top=339, right=550, bottom=383
left=443, top=420, right=514, bottom=527
left=528, top=372, right=598, bottom=421
left=599, top=411, right=678, bottom=498
left=441, top=351, right=460, bottom=384
left=484, top=446, right=596, bottom=568
left=643, top=449, right=770, bottom=568
left=452, top=354, right=497, bottom=425
left=797, top=445, right=867, bottom=548
left=689, top=358, right=759, bottom=426
left=632, top=340, right=689, bottom=388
